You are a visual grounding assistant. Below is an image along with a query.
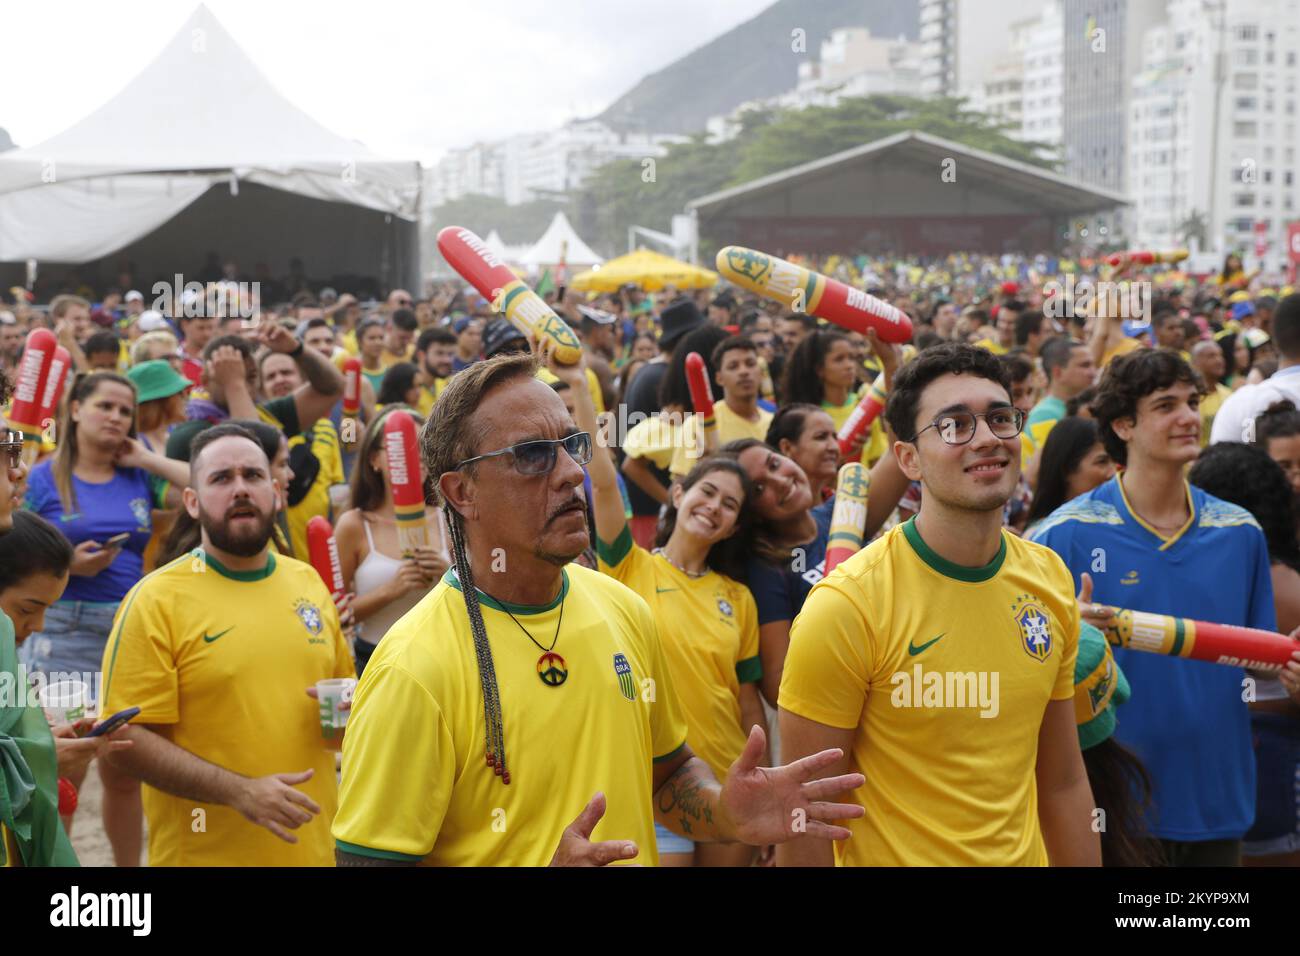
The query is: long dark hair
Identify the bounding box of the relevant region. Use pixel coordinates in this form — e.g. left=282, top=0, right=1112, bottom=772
left=1083, top=737, right=1161, bottom=866
left=655, top=457, right=755, bottom=581
left=780, top=329, right=850, bottom=406
left=717, top=437, right=803, bottom=566
left=377, top=362, right=420, bottom=406
left=0, top=511, right=73, bottom=591
left=764, top=402, right=823, bottom=450
left=1189, top=441, right=1300, bottom=573
left=1025, top=417, right=1105, bottom=528
left=349, top=404, right=425, bottom=514
left=658, top=324, right=728, bottom=411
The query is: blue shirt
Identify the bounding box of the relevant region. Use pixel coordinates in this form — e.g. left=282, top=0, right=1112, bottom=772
left=745, top=496, right=835, bottom=626
left=24, top=461, right=159, bottom=603
left=1028, top=475, right=1274, bottom=840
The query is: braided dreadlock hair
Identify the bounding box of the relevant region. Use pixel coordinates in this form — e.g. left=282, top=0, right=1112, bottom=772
left=422, top=351, right=542, bottom=785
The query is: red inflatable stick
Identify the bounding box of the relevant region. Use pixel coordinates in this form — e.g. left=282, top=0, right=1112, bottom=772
left=342, top=356, right=362, bottom=418
left=306, top=516, right=346, bottom=596
left=1105, top=608, right=1299, bottom=673
left=1104, top=249, right=1189, bottom=268
left=437, top=226, right=583, bottom=364
left=716, top=246, right=912, bottom=343
left=825, top=463, right=871, bottom=574
left=684, top=352, right=716, bottom=450
left=36, top=346, right=71, bottom=434
left=10, top=328, right=57, bottom=462
left=383, top=411, right=427, bottom=555
left=837, top=373, right=887, bottom=458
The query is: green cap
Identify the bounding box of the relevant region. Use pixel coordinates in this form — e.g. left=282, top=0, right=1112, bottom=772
left=1074, top=623, right=1130, bottom=751
left=127, top=359, right=191, bottom=403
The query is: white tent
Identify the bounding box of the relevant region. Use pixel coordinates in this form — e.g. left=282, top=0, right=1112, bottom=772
left=483, top=229, right=528, bottom=267
left=519, top=212, right=603, bottom=271
left=0, top=4, right=421, bottom=290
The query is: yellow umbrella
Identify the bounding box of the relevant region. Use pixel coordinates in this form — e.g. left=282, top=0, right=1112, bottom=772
left=570, top=249, right=718, bottom=293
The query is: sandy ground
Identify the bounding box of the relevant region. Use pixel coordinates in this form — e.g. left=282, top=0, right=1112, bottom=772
left=68, top=765, right=127, bottom=867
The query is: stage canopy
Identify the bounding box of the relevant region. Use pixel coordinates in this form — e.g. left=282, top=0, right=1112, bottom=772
left=0, top=4, right=422, bottom=293
left=687, top=130, right=1128, bottom=256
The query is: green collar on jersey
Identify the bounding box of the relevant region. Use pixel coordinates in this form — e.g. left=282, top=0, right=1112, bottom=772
left=444, top=567, right=569, bottom=615
left=902, top=516, right=1005, bottom=583
left=204, top=551, right=277, bottom=582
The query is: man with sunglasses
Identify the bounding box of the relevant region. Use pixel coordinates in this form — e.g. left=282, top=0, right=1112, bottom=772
left=779, top=342, right=1100, bottom=866
left=333, top=349, right=866, bottom=866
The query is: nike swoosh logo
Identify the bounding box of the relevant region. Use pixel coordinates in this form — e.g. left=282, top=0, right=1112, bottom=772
left=655, top=587, right=678, bottom=594
left=907, top=633, right=945, bottom=656
left=203, top=627, right=234, bottom=644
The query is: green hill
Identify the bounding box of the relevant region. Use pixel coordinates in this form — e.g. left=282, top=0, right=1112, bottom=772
left=598, top=0, right=919, bottom=135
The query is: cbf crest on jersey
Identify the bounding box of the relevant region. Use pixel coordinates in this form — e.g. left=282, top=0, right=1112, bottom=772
left=295, top=598, right=324, bottom=636
left=1011, top=594, right=1052, bottom=662
left=613, top=653, right=635, bottom=701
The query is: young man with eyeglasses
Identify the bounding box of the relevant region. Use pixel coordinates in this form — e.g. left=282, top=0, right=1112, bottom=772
left=1029, top=349, right=1277, bottom=866
left=778, top=342, right=1099, bottom=866
left=333, top=350, right=866, bottom=866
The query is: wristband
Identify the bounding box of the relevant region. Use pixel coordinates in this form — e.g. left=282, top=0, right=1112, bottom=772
left=289, top=341, right=305, bottom=359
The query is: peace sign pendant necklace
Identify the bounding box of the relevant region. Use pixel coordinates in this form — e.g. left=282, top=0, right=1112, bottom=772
left=501, top=596, right=568, bottom=687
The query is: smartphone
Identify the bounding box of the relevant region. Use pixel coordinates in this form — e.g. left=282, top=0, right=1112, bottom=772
left=86, top=706, right=140, bottom=737
left=104, top=532, right=131, bottom=549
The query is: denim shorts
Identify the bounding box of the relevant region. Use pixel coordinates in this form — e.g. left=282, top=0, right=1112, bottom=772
left=18, top=601, right=120, bottom=708
left=653, top=822, right=695, bottom=856
left=1243, top=712, right=1300, bottom=856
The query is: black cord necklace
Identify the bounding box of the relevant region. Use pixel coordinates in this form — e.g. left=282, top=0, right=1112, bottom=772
left=498, top=592, right=568, bottom=687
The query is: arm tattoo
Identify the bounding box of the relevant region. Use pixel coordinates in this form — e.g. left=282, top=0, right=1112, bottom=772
left=655, top=758, right=716, bottom=837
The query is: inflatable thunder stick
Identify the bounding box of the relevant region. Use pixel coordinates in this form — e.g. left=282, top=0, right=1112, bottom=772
left=383, top=411, right=427, bottom=555
left=306, top=516, right=346, bottom=597
left=825, top=463, right=871, bottom=574
left=436, top=226, right=583, bottom=365
left=1104, top=249, right=1189, bottom=267
left=35, top=345, right=71, bottom=435
left=342, top=357, right=362, bottom=418
left=838, top=373, right=888, bottom=458
left=1105, top=608, right=1299, bottom=673
left=10, top=328, right=57, bottom=462
left=684, top=352, right=717, bottom=449
left=715, top=246, right=912, bottom=344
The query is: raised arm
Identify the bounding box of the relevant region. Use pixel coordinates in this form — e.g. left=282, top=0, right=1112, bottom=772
left=537, top=338, right=627, bottom=548
left=259, top=321, right=344, bottom=429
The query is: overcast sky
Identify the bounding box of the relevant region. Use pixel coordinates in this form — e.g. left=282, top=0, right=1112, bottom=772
left=0, top=0, right=772, bottom=162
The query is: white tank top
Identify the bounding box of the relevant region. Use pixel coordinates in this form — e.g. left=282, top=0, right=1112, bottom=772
left=353, top=517, right=422, bottom=647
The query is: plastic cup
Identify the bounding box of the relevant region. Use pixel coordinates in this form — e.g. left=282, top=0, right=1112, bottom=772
left=316, top=677, right=356, bottom=740
left=39, top=680, right=89, bottom=725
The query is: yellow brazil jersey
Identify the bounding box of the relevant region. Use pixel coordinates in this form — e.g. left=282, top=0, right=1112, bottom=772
left=99, top=551, right=355, bottom=867
left=537, top=366, right=605, bottom=415
left=1200, top=382, right=1233, bottom=447
left=669, top=402, right=772, bottom=478
left=332, top=564, right=688, bottom=866
left=416, top=378, right=449, bottom=417
left=822, top=389, right=888, bottom=467
left=1101, top=336, right=1143, bottom=367
left=597, top=527, right=761, bottom=781
left=342, top=329, right=359, bottom=356
left=780, top=517, right=1079, bottom=866
left=286, top=419, right=344, bottom=560
left=975, top=337, right=1009, bottom=356
left=381, top=345, right=415, bottom=368
left=623, top=415, right=678, bottom=472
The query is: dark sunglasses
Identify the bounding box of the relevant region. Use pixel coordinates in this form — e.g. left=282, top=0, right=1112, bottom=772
left=455, top=432, right=593, bottom=476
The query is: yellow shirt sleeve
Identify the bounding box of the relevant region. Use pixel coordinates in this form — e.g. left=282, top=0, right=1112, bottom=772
left=622, top=416, right=678, bottom=471
left=100, top=585, right=181, bottom=725
left=1052, top=583, right=1081, bottom=702
left=333, top=662, right=453, bottom=860
left=779, top=582, right=874, bottom=730
left=586, top=367, right=605, bottom=415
